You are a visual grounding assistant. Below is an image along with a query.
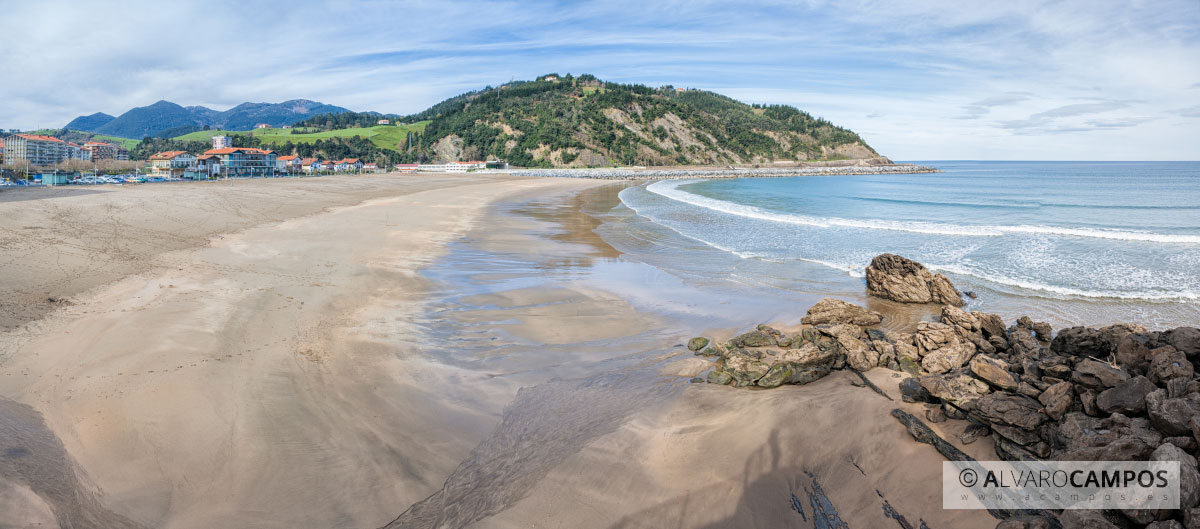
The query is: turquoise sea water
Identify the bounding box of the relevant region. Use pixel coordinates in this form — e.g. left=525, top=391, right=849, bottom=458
left=615, top=161, right=1200, bottom=328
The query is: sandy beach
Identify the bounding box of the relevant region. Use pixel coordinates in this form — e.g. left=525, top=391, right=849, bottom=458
left=0, top=174, right=998, bottom=528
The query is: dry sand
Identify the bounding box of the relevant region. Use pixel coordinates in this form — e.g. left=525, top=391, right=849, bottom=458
left=0, top=174, right=996, bottom=529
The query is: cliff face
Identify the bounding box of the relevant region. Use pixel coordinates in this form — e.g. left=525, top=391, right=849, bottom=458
left=412, top=75, right=879, bottom=167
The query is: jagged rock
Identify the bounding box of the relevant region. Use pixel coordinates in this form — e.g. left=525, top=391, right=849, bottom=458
left=1010, top=321, right=1045, bottom=358
left=1168, top=327, right=1200, bottom=358
left=1053, top=326, right=1107, bottom=357
left=1080, top=389, right=1099, bottom=416
left=1148, top=346, right=1193, bottom=384
left=970, top=354, right=1018, bottom=390
left=1038, top=356, right=1073, bottom=379
left=1017, top=382, right=1043, bottom=399
left=730, top=329, right=776, bottom=348
left=893, top=333, right=919, bottom=361
left=864, top=253, right=963, bottom=306
left=1168, top=435, right=1198, bottom=452
left=1039, top=381, right=1075, bottom=420
left=974, top=393, right=1047, bottom=430
left=1096, top=375, right=1157, bottom=415
left=871, top=340, right=896, bottom=367
left=1072, top=359, right=1130, bottom=389
left=974, top=311, right=1007, bottom=339
left=961, top=422, right=989, bottom=444
left=899, top=377, right=933, bottom=403
left=800, top=298, right=884, bottom=326
left=995, top=436, right=1038, bottom=461
left=756, top=324, right=781, bottom=336
left=778, top=343, right=837, bottom=367
left=1146, top=521, right=1184, bottom=529
left=833, top=333, right=877, bottom=372
left=1154, top=442, right=1200, bottom=509
left=917, top=371, right=990, bottom=409
left=687, top=337, right=710, bottom=351
left=1185, top=507, right=1200, bottom=529
left=1117, top=334, right=1158, bottom=374
left=1032, top=321, right=1053, bottom=342
left=1058, top=510, right=1120, bottom=529
left=1057, top=413, right=1161, bottom=462
left=922, top=341, right=976, bottom=374
left=941, top=305, right=978, bottom=333
left=1147, top=389, right=1200, bottom=436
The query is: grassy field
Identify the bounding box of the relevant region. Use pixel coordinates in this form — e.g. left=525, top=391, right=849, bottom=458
left=173, top=122, right=430, bottom=150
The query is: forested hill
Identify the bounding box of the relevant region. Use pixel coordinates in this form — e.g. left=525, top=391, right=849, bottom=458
left=391, top=74, right=879, bottom=167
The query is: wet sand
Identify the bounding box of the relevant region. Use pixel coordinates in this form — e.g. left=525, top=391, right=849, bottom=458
left=0, top=174, right=995, bottom=528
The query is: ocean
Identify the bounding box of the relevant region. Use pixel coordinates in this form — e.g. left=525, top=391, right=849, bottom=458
left=610, top=161, right=1200, bottom=329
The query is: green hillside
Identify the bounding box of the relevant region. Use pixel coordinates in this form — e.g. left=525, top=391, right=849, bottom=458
left=22, top=129, right=140, bottom=151
left=172, top=122, right=429, bottom=150
left=403, top=74, right=878, bottom=167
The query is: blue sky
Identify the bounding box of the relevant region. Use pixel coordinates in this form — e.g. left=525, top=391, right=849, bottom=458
left=2, top=0, right=1198, bottom=160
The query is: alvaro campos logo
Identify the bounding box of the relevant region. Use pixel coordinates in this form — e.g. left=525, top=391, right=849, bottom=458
left=944, top=460, right=1180, bottom=510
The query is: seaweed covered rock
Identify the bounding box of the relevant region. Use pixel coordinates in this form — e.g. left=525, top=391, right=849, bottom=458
left=864, top=253, right=963, bottom=306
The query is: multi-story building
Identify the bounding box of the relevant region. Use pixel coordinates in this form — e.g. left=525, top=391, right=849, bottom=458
left=81, top=141, right=128, bottom=161
left=276, top=155, right=301, bottom=173
left=416, top=161, right=486, bottom=172
left=4, top=134, right=78, bottom=166
left=0, top=138, right=5, bottom=163
left=204, top=147, right=277, bottom=177
left=212, top=135, right=232, bottom=149
left=148, top=151, right=197, bottom=177
left=300, top=158, right=321, bottom=173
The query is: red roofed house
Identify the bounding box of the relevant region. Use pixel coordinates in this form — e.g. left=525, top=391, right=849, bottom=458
left=82, top=141, right=129, bottom=161
left=362, top=162, right=378, bottom=172
left=334, top=158, right=363, bottom=172
left=393, top=163, right=418, bottom=173
left=300, top=158, right=322, bottom=173
left=148, top=151, right=196, bottom=178
left=276, top=155, right=301, bottom=174
left=193, top=154, right=221, bottom=179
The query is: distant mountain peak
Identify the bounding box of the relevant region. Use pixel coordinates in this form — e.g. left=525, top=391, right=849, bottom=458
left=63, top=99, right=352, bottom=138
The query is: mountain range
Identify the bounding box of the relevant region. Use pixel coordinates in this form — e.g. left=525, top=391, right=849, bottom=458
left=64, top=100, right=351, bottom=139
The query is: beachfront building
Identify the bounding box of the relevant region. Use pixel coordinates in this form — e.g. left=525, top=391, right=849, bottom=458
left=82, top=141, right=129, bottom=161
left=212, top=135, right=232, bottom=149
left=416, top=161, right=486, bottom=173
left=321, top=160, right=336, bottom=172
left=190, top=154, right=221, bottom=179
left=300, top=158, right=321, bottom=173
left=203, top=147, right=277, bottom=177
left=0, top=138, right=6, bottom=163
left=4, top=134, right=78, bottom=166
left=276, top=155, right=301, bottom=173
left=148, top=151, right=197, bottom=178
left=393, top=163, right=418, bottom=173
left=363, top=163, right=378, bottom=172
left=334, top=158, right=363, bottom=172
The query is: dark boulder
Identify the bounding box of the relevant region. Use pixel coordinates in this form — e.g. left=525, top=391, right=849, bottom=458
left=730, top=330, right=776, bottom=348
left=1072, top=359, right=1130, bottom=389
left=974, top=393, right=1047, bottom=430
left=1096, top=375, right=1157, bottom=415
left=1147, top=389, right=1200, bottom=436
left=687, top=337, right=710, bottom=352
left=1038, top=381, right=1075, bottom=420
left=1148, top=346, right=1193, bottom=385
left=1167, top=326, right=1200, bottom=358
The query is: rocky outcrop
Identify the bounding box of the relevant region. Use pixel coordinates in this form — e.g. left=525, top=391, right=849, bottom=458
left=800, top=297, right=883, bottom=326
left=684, top=254, right=1200, bottom=529
left=865, top=253, right=963, bottom=306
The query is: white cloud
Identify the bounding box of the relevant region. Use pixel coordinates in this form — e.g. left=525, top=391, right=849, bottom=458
left=0, top=0, right=1197, bottom=159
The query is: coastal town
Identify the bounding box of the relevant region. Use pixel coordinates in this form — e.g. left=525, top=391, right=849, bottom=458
left=0, top=132, right=493, bottom=186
